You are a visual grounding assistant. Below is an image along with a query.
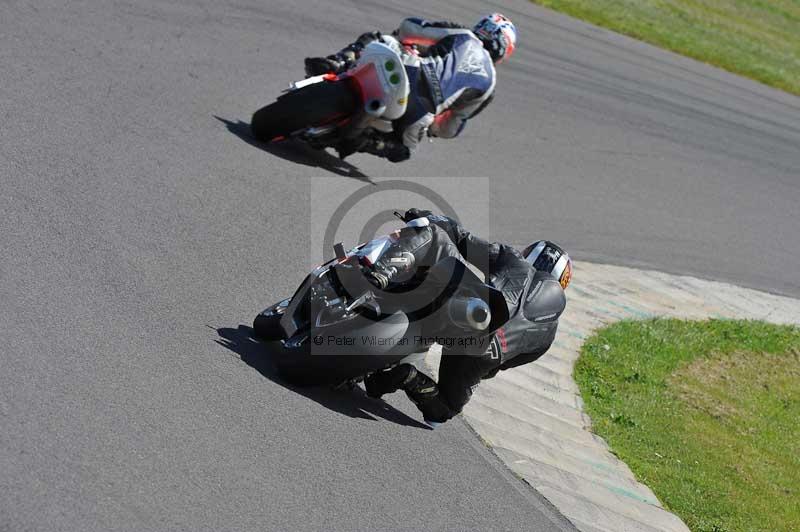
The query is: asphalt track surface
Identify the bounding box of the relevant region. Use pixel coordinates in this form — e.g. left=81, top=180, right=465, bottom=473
left=2, top=0, right=799, bottom=531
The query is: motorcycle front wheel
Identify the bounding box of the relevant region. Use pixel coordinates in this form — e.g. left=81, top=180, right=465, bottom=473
left=250, top=79, right=358, bottom=142
left=253, top=312, right=284, bottom=341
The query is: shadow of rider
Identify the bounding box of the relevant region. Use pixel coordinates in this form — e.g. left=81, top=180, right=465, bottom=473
left=214, top=116, right=375, bottom=183
left=213, top=325, right=431, bottom=430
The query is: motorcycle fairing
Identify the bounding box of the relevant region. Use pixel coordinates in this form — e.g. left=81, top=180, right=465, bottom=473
left=269, top=310, right=425, bottom=383
left=352, top=39, right=410, bottom=120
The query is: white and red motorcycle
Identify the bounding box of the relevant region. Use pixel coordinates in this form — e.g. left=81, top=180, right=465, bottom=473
left=251, top=36, right=412, bottom=154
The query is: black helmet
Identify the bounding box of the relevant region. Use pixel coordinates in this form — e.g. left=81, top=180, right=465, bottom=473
left=522, top=241, right=573, bottom=289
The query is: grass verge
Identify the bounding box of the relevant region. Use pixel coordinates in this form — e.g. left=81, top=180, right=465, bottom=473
left=574, top=319, right=800, bottom=531
left=530, top=0, right=800, bottom=96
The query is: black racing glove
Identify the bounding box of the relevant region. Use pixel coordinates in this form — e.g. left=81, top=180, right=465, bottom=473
left=403, top=208, right=433, bottom=222
left=365, top=252, right=416, bottom=289
left=365, top=268, right=392, bottom=290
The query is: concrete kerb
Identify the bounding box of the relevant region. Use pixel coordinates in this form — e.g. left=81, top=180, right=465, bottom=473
left=424, top=261, right=800, bottom=532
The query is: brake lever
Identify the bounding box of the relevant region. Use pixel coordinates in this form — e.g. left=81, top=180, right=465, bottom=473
left=345, top=291, right=381, bottom=317
left=345, top=292, right=371, bottom=312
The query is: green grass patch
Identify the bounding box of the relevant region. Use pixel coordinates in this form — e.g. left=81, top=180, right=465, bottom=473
left=530, top=0, right=800, bottom=96
left=574, top=319, right=800, bottom=531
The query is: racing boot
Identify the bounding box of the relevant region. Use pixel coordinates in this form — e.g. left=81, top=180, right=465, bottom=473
left=358, top=135, right=411, bottom=163
left=304, top=32, right=382, bottom=77
left=405, top=376, right=453, bottom=424
left=364, top=363, right=418, bottom=399
left=304, top=52, right=354, bottom=77
left=365, top=364, right=453, bottom=423
left=335, top=136, right=368, bottom=161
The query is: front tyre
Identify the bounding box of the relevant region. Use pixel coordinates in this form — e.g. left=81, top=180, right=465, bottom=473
left=253, top=299, right=290, bottom=340
left=253, top=312, right=284, bottom=341
left=250, top=80, right=358, bottom=142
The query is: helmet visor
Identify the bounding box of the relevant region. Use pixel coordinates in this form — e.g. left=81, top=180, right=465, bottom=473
left=558, top=258, right=573, bottom=289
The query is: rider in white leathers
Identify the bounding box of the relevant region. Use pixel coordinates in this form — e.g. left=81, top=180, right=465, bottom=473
left=304, top=14, right=517, bottom=162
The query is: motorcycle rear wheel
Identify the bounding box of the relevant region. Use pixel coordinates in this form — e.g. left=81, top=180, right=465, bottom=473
left=250, top=80, right=358, bottom=142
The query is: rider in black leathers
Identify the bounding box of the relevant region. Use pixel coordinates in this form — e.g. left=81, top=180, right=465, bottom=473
left=363, top=209, right=571, bottom=424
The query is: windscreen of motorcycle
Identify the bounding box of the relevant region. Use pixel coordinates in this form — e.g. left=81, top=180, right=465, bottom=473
left=353, top=235, right=393, bottom=266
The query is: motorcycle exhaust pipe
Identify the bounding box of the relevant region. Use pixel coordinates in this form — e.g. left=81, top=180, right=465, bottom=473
left=447, top=296, right=491, bottom=331
left=365, top=98, right=386, bottom=117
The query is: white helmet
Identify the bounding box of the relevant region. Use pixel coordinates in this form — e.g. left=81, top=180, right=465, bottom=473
left=473, top=13, right=517, bottom=63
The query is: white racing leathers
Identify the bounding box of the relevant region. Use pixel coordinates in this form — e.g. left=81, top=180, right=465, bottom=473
left=393, top=18, right=497, bottom=151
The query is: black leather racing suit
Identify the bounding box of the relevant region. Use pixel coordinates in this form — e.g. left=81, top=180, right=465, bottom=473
left=365, top=210, right=567, bottom=423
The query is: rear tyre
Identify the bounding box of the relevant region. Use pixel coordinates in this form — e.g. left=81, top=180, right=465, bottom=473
left=251, top=80, right=358, bottom=142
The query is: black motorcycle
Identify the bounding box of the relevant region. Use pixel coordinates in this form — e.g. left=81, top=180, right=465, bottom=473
left=252, top=215, right=508, bottom=387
